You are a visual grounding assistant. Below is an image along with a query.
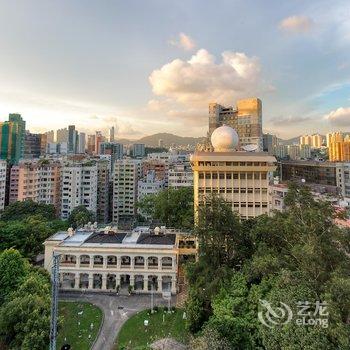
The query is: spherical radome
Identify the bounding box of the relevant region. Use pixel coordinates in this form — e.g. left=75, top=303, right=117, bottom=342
left=211, top=125, right=239, bottom=151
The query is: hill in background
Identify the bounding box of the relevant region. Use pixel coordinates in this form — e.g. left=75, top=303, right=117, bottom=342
left=116, top=133, right=205, bottom=147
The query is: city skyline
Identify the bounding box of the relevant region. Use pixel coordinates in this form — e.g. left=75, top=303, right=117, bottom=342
left=0, top=0, right=349, bottom=139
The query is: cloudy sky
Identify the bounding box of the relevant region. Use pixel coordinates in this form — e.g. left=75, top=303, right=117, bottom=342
left=0, top=0, right=349, bottom=139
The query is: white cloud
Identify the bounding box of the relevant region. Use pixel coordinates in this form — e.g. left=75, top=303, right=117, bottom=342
left=279, top=15, right=314, bottom=33
left=325, top=107, right=350, bottom=127
left=149, top=49, right=266, bottom=107
left=169, top=32, right=196, bottom=51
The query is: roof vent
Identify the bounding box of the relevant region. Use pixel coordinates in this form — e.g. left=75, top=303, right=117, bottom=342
left=67, top=227, right=75, bottom=237
left=104, top=226, right=111, bottom=234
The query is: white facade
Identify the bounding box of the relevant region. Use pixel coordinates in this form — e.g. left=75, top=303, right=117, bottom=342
left=113, top=159, right=142, bottom=224
left=0, top=160, right=7, bottom=210
left=43, top=226, right=197, bottom=295
left=270, top=183, right=289, bottom=212
left=60, top=163, right=98, bottom=219
left=138, top=170, right=164, bottom=201
left=336, top=162, right=350, bottom=198
left=168, top=162, right=193, bottom=189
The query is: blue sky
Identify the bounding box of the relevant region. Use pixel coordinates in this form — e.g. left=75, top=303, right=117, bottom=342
left=0, top=0, right=349, bottom=139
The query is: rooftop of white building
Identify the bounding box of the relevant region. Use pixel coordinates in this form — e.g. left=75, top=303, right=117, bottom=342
left=45, top=225, right=179, bottom=249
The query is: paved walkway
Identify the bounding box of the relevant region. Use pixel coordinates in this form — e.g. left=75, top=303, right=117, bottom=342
left=60, top=291, right=175, bottom=350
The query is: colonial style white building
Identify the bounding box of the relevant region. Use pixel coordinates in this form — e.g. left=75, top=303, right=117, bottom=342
left=44, top=225, right=197, bottom=295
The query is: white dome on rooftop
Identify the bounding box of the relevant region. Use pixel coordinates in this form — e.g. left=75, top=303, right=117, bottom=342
left=211, top=125, right=239, bottom=152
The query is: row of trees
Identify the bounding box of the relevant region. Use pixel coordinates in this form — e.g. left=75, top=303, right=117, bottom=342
left=0, top=249, right=51, bottom=349
left=185, top=184, right=350, bottom=349
left=0, top=201, right=94, bottom=261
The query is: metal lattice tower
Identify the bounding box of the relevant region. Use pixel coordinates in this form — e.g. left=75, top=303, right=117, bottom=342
left=49, top=253, right=61, bottom=350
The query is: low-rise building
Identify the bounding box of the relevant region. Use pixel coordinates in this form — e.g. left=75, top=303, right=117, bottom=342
left=43, top=225, right=197, bottom=295
left=280, top=160, right=337, bottom=187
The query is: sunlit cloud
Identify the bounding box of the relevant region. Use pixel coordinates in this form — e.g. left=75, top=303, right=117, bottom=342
left=325, top=107, right=350, bottom=127
left=279, top=15, right=314, bottom=33
left=149, top=49, right=267, bottom=106
left=169, top=32, right=196, bottom=51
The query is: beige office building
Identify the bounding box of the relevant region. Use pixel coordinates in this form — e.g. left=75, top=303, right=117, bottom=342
left=191, top=125, right=276, bottom=220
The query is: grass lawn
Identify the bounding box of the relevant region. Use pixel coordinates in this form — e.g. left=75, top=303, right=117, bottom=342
left=57, top=301, right=103, bottom=350
left=116, top=308, right=188, bottom=350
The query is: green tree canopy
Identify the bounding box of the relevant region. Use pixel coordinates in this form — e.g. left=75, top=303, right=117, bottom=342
left=186, top=184, right=350, bottom=348
left=0, top=201, right=57, bottom=221
left=137, top=187, right=194, bottom=229
left=0, top=216, right=68, bottom=260
left=0, top=250, right=51, bottom=350
left=0, top=249, right=29, bottom=305
left=68, top=205, right=94, bottom=229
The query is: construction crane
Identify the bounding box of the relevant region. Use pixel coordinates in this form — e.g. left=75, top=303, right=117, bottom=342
left=49, top=253, right=61, bottom=350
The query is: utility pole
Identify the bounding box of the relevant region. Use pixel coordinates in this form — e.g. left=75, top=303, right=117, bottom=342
left=49, top=253, right=61, bottom=350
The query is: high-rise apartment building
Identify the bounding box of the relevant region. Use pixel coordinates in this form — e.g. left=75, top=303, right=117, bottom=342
left=24, top=132, right=41, bottom=159
left=97, top=160, right=110, bottom=223
left=56, top=128, right=68, bottom=143
left=168, top=163, right=193, bottom=189
left=68, top=125, right=78, bottom=154
left=95, top=131, right=104, bottom=155
left=0, top=160, right=6, bottom=210
left=9, top=159, right=61, bottom=210
left=263, top=133, right=278, bottom=154
left=113, top=159, right=142, bottom=225
left=300, top=145, right=311, bottom=159
left=273, top=145, right=288, bottom=159
left=312, top=134, right=323, bottom=148
left=45, top=130, right=55, bottom=143
left=0, top=113, right=26, bottom=164
left=300, top=134, right=323, bottom=148
left=133, top=143, right=145, bottom=158
left=208, top=97, right=263, bottom=149
left=87, top=134, right=96, bottom=154
left=109, top=126, right=115, bottom=142
left=60, top=162, right=98, bottom=219
left=100, top=142, right=124, bottom=173
left=191, top=125, right=276, bottom=220
left=328, top=132, right=350, bottom=162
left=288, top=145, right=301, bottom=160
left=77, top=133, right=86, bottom=154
